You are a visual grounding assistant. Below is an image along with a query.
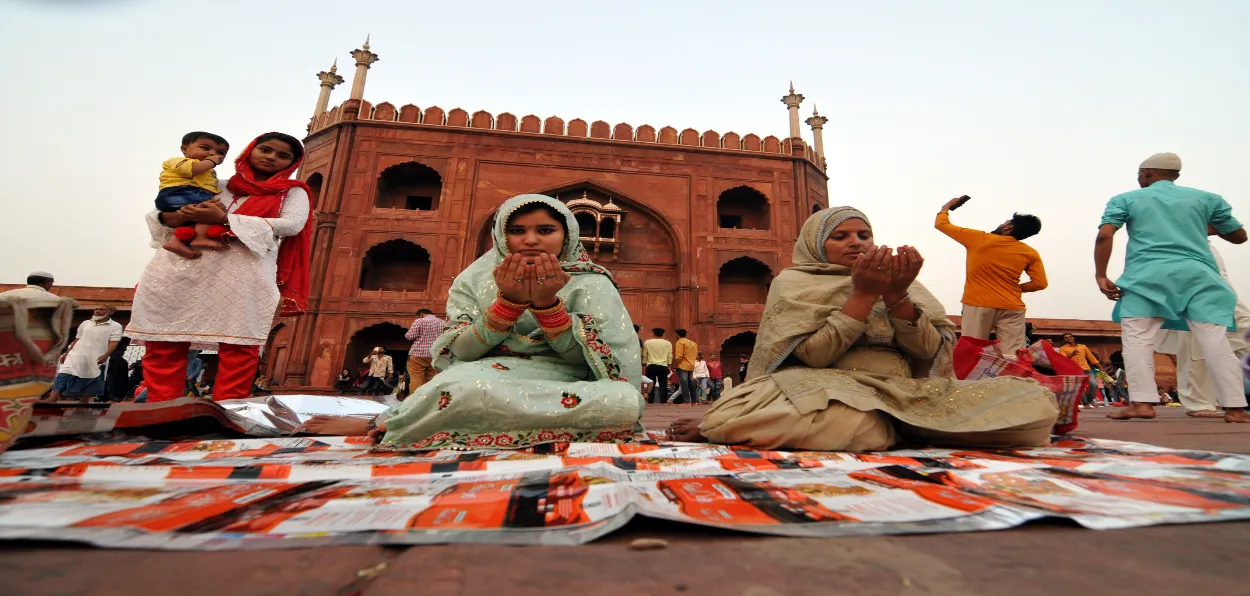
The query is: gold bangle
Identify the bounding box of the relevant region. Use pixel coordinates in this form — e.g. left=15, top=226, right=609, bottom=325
left=529, top=298, right=564, bottom=315
left=483, top=312, right=514, bottom=334
left=496, top=292, right=530, bottom=310
left=542, top=319, right=573, bottom=337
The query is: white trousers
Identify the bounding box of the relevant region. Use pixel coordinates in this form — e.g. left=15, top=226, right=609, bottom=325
left=1176, top=335, right=1250, bottom=411
left=1122, top=317, right=1247, bottom=408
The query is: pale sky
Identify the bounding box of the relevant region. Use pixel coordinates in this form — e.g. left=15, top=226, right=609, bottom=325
left=1, top=0, right=1247, bottom=320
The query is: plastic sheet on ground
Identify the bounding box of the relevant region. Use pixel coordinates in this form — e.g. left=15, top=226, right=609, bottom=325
left=0, top=424, right=1248, bottom=549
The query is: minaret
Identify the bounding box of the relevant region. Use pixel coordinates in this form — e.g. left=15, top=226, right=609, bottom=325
left=348, top=35, right=380, bottom=101
left=312, top=59, right=345, bottom=120
left=780, top=81, right=805, bottom=139
left=805, top=104, right=828, bottom=162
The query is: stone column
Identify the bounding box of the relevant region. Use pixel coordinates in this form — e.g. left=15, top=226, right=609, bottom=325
left=348, top=35, right=379, bottom=101
left=313, top=59, right=345, bottom=120
left=780, top=81, right=805, bottom=139
left=805, top=105, right=828, bottom=162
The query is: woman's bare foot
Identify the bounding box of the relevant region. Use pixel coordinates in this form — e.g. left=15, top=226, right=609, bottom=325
left=1186, top=410, right=1223, bottom=419
left=189, top=237, right=226, bottom=251
left=667, top=417, right=707, bottom=442
left=1107, top=402, right=1156, bottom=420
left=299, top=415, right=370, bottom=435
left=1225, top=408, right=1250, bottom=423
left=162, top=237, right=201, bottom=259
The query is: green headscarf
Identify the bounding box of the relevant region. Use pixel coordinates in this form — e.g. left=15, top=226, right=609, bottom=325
left=429, top=194, right=639, bottom=387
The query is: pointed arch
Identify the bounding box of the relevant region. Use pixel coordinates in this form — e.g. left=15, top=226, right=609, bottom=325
left=344, top=322, right=410, bottom=380
left=718, top=257, right=773, bottom=304
left=376, top=161, right=442, bottom=211
left=717, top=186, right=770, bottom=230
left=359, top=239, right=432, bottom=292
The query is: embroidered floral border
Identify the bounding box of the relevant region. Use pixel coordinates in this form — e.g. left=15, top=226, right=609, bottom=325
left=575, top=314, right=627, bottom=383
left=382, top=427, right=635, bottom=451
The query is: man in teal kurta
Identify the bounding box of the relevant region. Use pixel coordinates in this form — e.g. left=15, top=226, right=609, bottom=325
left=1093, top=152, right=1249, bottom=423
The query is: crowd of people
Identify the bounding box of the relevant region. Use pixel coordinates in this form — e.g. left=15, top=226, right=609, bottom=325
left=8, top=141, right=1247, bottom=450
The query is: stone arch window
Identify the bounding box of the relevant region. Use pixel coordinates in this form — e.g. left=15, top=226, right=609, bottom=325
left=359, top=239, right=431, bottom=292
left=376, top=161, right=442, bottom=211
left=718, top=257, right=773, bottom=304
left=345, top=322, right=411, bottom=376
left=560, top=190, right=625, bottom=260
left=719, top=331, right=758, bottom=363
left=306, top=173, right=324, bottom=210
left=717, top=186, right=770, bottom=230
left=574, top=212, right=597, bottom=238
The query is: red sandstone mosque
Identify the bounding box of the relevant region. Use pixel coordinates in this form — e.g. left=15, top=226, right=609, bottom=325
left=280, top=37, right=831, bottom=390
left=6, top=39, right=1167, bottom=392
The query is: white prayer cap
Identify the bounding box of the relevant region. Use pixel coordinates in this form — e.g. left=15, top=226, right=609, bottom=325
left=1139, top=152, right=1182, bottom=170
left=29, top=271, right=53, bottom=279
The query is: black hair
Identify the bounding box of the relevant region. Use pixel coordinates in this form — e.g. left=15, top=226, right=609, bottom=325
left=416, top=308, right=433, bottom=316
left=182, top=131, right=229, bottom=151
left=1010, top=213, right=1042, bottom=241
left=27, top=274, right=51, bottom=286
left=506, top=202, right=569, bottom=238
left=633, top=324, right=641, bottom=332
left=652, top=328, right=665, bottom=337
left=676, top=329, right=688, bottom=338
left=253, top=132, right=304, bottom=164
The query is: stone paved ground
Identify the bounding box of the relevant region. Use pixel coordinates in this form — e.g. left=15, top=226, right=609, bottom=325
left=4, top=405, right=1247, bottom=596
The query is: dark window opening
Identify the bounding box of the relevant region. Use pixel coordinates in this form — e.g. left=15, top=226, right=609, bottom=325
left=405, top=196, right=434, bottom=211
left=376, top=161, right=442, bottom=211
left=717, top=186, right=770, bottom=230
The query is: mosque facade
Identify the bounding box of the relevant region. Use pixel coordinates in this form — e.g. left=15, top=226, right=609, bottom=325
left=272, top=39, right=831, bottom=390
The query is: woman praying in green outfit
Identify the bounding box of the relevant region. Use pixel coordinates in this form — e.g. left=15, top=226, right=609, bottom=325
left=302, top=194, right=643, bottom=449
left=669, top=206, right=1059, bottom=450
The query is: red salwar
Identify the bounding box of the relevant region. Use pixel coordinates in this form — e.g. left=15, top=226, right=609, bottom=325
left=141, top=341, right=259, bottom=402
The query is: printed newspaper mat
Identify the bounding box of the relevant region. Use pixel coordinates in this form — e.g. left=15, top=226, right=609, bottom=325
left=0, top=432, right=1247, bottom=550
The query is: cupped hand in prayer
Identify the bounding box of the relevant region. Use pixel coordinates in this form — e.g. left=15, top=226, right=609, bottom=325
left=884, top=245, right=924, bottom=300
left=529, top=253, right=571, bottom=309
left=494, top=253, right=532, bottom=304
left=850, top=245, right=894, bottom=296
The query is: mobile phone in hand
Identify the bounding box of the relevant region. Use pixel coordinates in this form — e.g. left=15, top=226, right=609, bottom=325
left=949, top=195, right=971, bottom=211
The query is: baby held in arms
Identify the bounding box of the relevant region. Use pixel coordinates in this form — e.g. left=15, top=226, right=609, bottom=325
left=156, top=131, right=230, bottom=259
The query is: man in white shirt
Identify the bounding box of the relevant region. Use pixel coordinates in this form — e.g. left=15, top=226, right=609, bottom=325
left=1155, top=240, right=1250, bottom=417
left=0, top=271, right=58, bottom=301
left=46, top=305, right=124, bottom=402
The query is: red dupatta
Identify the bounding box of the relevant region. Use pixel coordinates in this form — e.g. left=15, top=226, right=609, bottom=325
left=226, top=133, right=313, bottom=317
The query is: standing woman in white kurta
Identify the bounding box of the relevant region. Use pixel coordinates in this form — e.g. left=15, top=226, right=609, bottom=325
left=126, top=133, right=313, bottom=402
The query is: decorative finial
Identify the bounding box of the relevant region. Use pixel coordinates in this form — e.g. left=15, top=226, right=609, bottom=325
left=789, top=80, right=795, bottom=94
left=812, top=104, right=819, bottom=116
left=330, top=58, right=338, bottom=73
left=363, top=34, right=371, bottom=50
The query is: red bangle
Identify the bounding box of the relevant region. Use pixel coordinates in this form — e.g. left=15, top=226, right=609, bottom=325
left=535, top=308, right=569, bottom=328
left=486, top=299, right=525, bottom=332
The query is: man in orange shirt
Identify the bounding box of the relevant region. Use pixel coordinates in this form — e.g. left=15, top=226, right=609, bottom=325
left=1058, top=333, right=1103, bottom=407
left=672, top=329, right=699, bottom=406
left=936, top=198, right=1047, bottom=353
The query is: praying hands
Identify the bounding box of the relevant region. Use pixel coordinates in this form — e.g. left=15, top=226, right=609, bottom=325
left=492, top=253, right=571, bottom=307
left=847, top=245, right=926, bottom=322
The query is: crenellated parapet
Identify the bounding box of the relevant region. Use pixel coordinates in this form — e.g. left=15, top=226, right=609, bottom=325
left=311, top=99, right=825, bottom=168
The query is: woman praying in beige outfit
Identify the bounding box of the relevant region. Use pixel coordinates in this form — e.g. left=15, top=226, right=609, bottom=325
left=669, top=207, right=1058, bottom=451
